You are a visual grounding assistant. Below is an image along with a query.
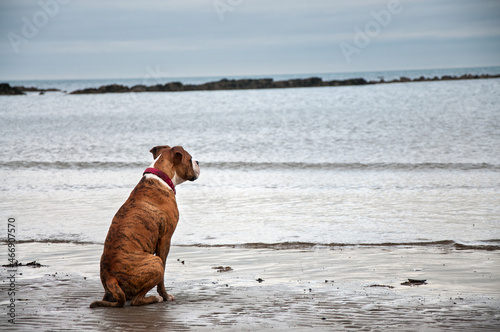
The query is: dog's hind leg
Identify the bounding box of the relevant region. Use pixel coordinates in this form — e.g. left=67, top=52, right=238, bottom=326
left=102, top=290, right=114, bottom=301
left=89, top=276, right=126, bottom=308
left=130, top=255, right=166, bottom=306
left=130, top=291, right=164, bottom=306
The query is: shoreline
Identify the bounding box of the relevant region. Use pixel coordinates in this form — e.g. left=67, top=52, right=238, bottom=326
left=4, top=239, right=500, bottom=251
left=1, top=73, right=499, bottom=96
left=1, top=242, right=499, bottom=330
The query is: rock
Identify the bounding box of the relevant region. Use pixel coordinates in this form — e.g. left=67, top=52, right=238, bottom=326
left=212, top=266, right=233, bottom=272
left=0, top=83, right=25, bottom=95
left=163, top=82, right=184, bottom=91
left=26, top=261, right=46, bottom=268
left=401, top=279, right=427, bottom=286
left=413, top=76, right=427, bottom=82
left=1, top=260, right=46, bottom=267
left=97, top=84, right=128, bottom=93
left=368, top=284, right=395, bottom=289
left=16, top=86, right=61, bottom=93
left=145, top=84, right=164, bottom=92
left=130, top=85, right=147, bottom=92
left=342, top=78, right=368, bottom=85
left=324, top=78, right=368, bottom=86
left=70, top=88, right=99, bottom=94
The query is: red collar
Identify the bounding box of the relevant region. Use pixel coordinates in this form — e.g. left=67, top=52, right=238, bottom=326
left=143, top=168, right=176, bottom=194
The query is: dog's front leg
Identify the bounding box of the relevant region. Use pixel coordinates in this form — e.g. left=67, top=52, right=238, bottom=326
left=155, top=237, right=175, bottom=301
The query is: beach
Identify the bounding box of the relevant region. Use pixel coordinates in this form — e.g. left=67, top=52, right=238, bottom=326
left=1, top=73, right=500, bottom=330
left=1, top=242, right=499, bottom=331
left=2, top=0, right=500, bottom=329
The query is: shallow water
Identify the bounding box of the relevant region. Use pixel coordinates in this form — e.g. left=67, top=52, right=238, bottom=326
left=1, top=78, right=499, bottom=249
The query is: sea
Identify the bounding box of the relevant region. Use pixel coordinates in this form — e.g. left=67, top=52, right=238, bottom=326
left=1, top=67, right=500, bottom=250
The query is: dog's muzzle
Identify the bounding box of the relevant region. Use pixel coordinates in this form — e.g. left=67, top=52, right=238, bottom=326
left=191, top=160, right=200, bottom=181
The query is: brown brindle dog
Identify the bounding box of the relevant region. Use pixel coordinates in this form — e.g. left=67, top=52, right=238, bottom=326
left=90, top=145, right=200, bottom=308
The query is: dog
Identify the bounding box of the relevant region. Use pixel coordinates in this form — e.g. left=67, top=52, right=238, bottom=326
left=90, top=145, right=200, bottom=308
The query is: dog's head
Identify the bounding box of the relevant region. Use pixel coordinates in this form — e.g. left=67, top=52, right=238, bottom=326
left=150, top=145, right=200, bottom=185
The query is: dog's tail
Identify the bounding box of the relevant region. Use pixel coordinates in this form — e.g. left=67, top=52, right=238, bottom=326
left=90, top=276, right=126, bottom=308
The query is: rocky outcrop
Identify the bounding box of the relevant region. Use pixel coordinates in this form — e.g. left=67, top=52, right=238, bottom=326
left=16, top=86, right=61, bottom=92
left=69, top=77, right=367, bottom=94
left=367, top=73, right=500, bottom=85
left=3, top=73, right=499, bottom=96
left=69, top=73, right=500, bottom=95
left=0, top=83, right=62, bottom=95
left=70, top=84, right=128, bottom=94
left=0, top=83, right=25, bottom=95
left=325, top=78, right=368, bottom=86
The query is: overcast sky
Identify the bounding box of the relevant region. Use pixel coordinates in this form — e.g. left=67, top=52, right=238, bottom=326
left=1, top=0, right=499, bottom=80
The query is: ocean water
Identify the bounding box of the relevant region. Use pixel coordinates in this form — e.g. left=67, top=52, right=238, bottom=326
left=1, top=73, right=499, bottom=250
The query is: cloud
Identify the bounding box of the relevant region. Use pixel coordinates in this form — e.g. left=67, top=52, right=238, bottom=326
left=1, top=0, right=499, bottom=79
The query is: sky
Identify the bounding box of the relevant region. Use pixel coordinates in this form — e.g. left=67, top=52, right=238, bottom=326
left=0, top=0, right=499, bottom=80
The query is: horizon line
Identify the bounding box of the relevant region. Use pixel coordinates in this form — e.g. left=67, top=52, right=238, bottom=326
left=3, top=64, right=500, bottom=83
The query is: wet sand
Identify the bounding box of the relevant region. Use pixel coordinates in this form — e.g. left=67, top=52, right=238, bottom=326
left=1, top=243, right=499, bottom=331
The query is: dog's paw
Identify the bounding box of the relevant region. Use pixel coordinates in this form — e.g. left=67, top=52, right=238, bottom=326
left=166, top=294, right=175, bottom=301
left=155, top=295, right=164, bottom=303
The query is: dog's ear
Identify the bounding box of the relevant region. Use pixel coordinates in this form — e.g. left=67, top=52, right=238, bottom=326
left=172, top=146, right=185, bottom=165
left=150, top=145, right=170, bottom=159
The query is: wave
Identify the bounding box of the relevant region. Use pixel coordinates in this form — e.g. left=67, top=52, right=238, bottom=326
left=1, top=160, right=499, bottom=171
left=2, top=239, right=499, bottom=251
left=0, top=161, right=145, bottom=170
left=183, top=240, right=500, bottom=251
left=1, top=239, right=99, bottom=245
left=204, top=162, right=500, bottom=171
